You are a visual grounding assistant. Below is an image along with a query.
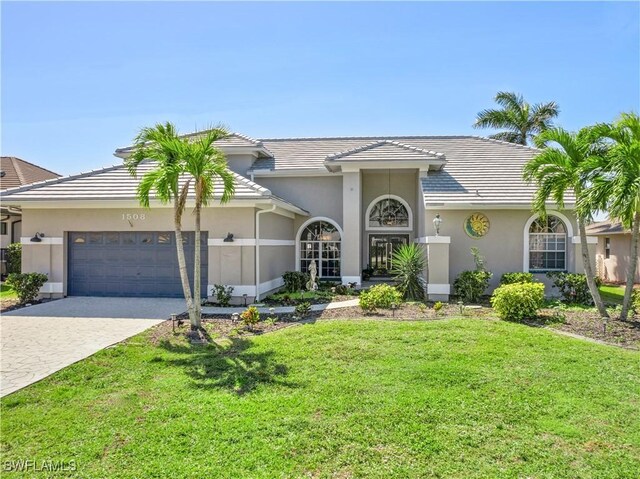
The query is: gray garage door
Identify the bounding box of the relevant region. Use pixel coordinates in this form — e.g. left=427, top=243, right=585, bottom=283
left=68, top=231, right=208, bottom=298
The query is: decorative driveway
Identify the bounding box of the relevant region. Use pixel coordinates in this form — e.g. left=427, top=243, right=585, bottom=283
left=0, top=297, right=186, bottom=397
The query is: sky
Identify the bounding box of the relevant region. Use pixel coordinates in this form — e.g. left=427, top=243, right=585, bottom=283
left=1, top=1, right=639, bottom=176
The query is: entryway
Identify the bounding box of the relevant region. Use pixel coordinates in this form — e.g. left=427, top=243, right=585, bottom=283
left=368, top=234, right=409, bottom=277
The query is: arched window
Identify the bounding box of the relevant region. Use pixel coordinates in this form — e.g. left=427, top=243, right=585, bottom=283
left=528, top=216, right=567, bottom=271
left=366, top=196, right=412, bottom=230
left=298, top=219, right=341, bottom=279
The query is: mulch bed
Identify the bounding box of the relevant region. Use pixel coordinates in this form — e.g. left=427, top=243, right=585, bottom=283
left=0, top=298, right=57, bottom=314
left=537, top=308, right=640, bottom=350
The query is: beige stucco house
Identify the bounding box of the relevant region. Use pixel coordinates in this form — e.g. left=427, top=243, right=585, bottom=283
left=588, top=220, right=640, bottom=284
left=0, top=133, right=597, bottom=302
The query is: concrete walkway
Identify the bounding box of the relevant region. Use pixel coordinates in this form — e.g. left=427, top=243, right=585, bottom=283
left=1, top=297, right=184, bottom=397
left=202, top=298, right=360, bottom=315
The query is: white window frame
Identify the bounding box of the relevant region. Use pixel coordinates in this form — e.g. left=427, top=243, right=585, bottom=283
left=295, top=217, right=343, bottom=279
left=365, top=194, right=413, bottom=232
left=523, top=211, right=573, bottom=272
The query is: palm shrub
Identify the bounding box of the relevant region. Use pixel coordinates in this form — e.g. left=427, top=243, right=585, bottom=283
left=491, top=282, right=545, bottom=322
left=391, top=243, right=426, bottom=301
left=500, top=272, right=534, bottom=285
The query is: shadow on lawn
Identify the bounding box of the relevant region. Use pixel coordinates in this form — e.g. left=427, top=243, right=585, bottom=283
left=158, top=335, right=296, bottom=395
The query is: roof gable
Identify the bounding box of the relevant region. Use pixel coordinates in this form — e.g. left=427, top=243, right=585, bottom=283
left=0, top=156, right=60, bottom=191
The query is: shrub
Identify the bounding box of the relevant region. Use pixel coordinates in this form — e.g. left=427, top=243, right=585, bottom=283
left=334, top=284, right=351, bottom=295
left=282, top=271, right=309, bottom=293
left=359, top=284, right=403, bottom=312
left=6, top=243, right=21, bottom=274
left=491, top=282, right=545, bottom=322
left=546, top=272, right=601, bottom=305
left=294, top=301, right=312, bottom=318
left=240, top=306, right=260, bottom=327
left=212, top=284, right=234, bottom=306
left=500, top=272, right=534, bottom=285
left=5, top=272, right=48, bottom=304
left=453, top=270, right=492, bottom=303
left=391, top=243, right=426, bottom=301
left=433, top=301, right=444, bottom=315
left=632, top=289, right=640, bottom=316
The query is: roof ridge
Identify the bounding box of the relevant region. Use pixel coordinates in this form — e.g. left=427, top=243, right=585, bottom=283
left=470, top=135, right=543, bottom=152
left=11, top=157, right=27, bottom=185
left=258, top=135, right=475, bottom=142
left=325, top=139, right=445, bottom=161
left=115, top=131, right=264, bottom=153
left=228, top=171, right=270, bottom=195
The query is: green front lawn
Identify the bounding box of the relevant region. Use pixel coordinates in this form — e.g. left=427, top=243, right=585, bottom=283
left=599, top=284, right=626, bottom=304
left=0, top=282, right=17, bottom=299
left=2, top=319, right=639, bottom=478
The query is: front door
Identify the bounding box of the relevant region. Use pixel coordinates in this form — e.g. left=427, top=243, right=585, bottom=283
left=368, top=234, right=409, bottom=277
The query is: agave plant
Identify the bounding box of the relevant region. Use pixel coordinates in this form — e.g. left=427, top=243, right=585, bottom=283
left=391, top=243, right=426, bottom=301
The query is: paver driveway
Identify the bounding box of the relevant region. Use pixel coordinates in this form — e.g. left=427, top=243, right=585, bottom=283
left=1, top=297, right=186, bottom=397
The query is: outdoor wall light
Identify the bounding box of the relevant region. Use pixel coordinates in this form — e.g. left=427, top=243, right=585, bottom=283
left=30, top=232, right=45, bottom=242
left=223, top=232, right=234, bottom=242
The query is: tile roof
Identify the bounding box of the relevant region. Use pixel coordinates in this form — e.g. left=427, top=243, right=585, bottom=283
left=0, top=157, right=60, bottom=191
left=114, top=132, right=269, bottom=156
left=252, top=136, right=569, bottom=206
left=586, top=220, right=628, bottom=235
left=0, top=161, right=308, bottom=214
left=325, top=140, right=445, bottom=163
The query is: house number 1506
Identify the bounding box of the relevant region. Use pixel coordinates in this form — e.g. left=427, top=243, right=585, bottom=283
left=122, top=213, right=146, bottom=220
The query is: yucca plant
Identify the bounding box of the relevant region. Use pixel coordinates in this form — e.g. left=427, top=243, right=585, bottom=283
left=391, top=243, right=426, bottom=301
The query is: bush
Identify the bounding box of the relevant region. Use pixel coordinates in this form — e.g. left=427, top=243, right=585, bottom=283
left=500, top=272, right=534, bottom=285
left=6, top=243, right=21, bottom=274
left=282, top=271, right=309, bottom=293
left=240, top=306, right=260, bottom=327
left=632, top=289, right=640, bottom=316
left=212, top=284, right=234, bottom=306
left=433, top=301, right=444, bottom=315
left=334, top=284, right=351, bottom=295
left=5, top=272, right=48, bottom=304
left=491, top=282, right=545, bottom=322
left=294, top=301, right=312, bottom=318
left=391, top=243, right=426, bottom=301
left=359, top=284, right=403, bottom=312
left=546, top=272, right=601, bottom=305
left=453, top=270, right=492, bottom=303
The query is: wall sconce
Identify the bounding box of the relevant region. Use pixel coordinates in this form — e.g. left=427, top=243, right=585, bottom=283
left=433, top=214, right=442, bottom=236
left=30, top=232, right=45, bottom=242
left=223, top=232, right=234, bottom=242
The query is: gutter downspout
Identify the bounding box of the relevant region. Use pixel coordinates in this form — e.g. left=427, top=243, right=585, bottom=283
left=255, top=204, right=276, bottom=301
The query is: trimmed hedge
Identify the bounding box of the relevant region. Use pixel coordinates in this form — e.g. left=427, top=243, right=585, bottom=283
left=5, top=272, right=48, bottom=304
left=491, top=282, right=545, bottom=322
left=359, top=284, right=403, bottom=312
left=500, top=272, right=534, bottom=285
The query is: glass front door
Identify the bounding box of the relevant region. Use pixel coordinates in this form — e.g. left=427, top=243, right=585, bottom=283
left=368, top=234, right=409, bottom=277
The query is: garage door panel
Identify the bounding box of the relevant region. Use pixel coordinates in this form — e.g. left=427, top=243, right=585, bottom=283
left=68, top=231, right=208, bottom=298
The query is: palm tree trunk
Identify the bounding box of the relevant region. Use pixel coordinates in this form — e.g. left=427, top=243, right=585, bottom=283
left=192, top=184, right=202, bottom=329
left=579, top=218, right=609, bottom=318
left=620, top=211, right=640, bottom=321
left=174, top=185, right=196, bottom=327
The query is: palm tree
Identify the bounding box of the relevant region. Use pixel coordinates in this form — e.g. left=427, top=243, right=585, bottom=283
left=125, top=123, right=198, bottom=326
left=474, top=92, right=559, bottom=145
left=523, top=127, right=609, bottom=318
left=584, top=113, right=640, bottom=321
left=182, top=128, right=235, bottom=327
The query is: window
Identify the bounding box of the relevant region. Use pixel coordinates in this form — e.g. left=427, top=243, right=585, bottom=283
left=605, top=237, right=611, bottom=259
left=368, top=197, right=410, bottom=229
left=299, top=220, right=341, bottom=278
left=529, top=216, right=567, bottom=271
left=0, top=222, right=7, bottom=235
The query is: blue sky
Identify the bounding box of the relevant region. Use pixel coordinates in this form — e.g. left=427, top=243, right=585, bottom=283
left=2, top=1, right=638, bottom=175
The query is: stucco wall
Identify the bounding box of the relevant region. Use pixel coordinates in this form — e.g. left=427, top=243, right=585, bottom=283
left=423, top=209, right=582, bottom=292
left=256, top=176, right=344, bottom=232
left=595, top=234, right=640, bottom=283
left=225, top=154, right=256, bottom=177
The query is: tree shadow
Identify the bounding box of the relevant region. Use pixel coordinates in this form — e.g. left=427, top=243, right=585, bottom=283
left=158, top=335, right=297, bottom=395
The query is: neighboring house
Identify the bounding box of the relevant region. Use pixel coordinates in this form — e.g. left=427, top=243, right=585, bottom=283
left=0, top=157, right=60, bottom=274
left=0, top=133, right=597, bottom=301
left=587, top=220, right=640, bottom=283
